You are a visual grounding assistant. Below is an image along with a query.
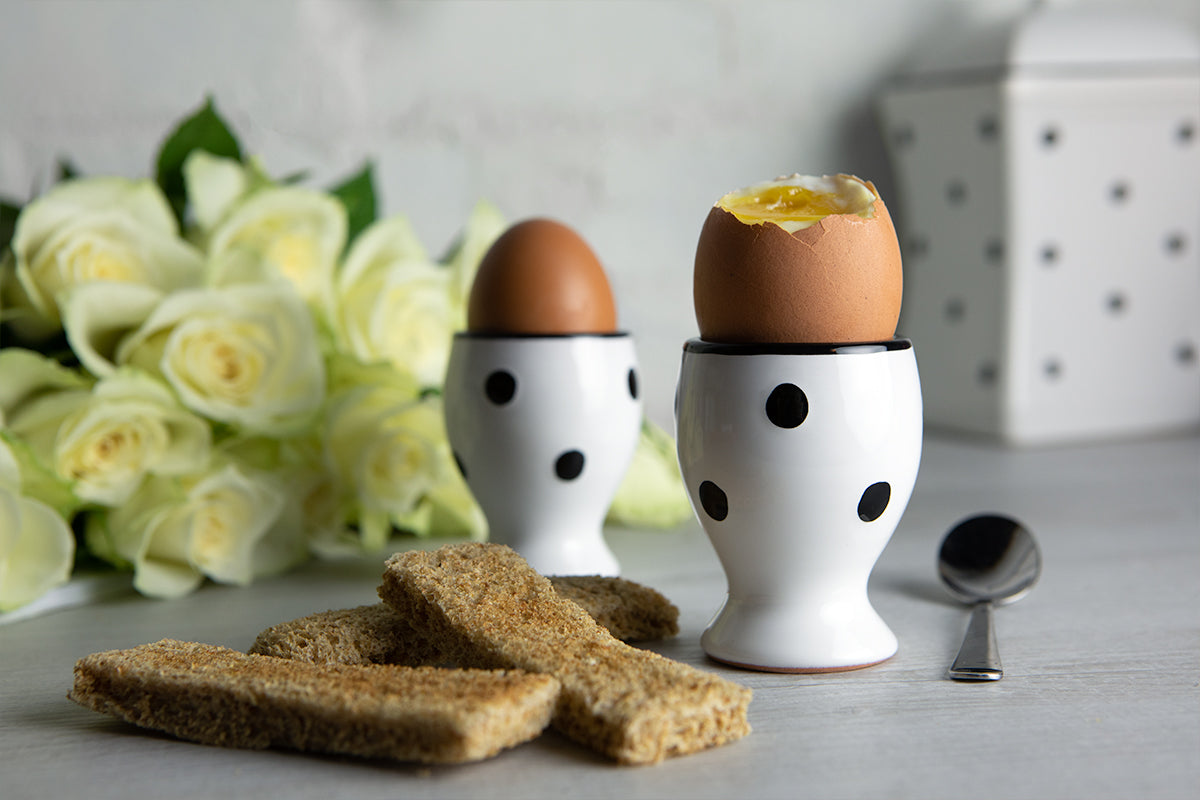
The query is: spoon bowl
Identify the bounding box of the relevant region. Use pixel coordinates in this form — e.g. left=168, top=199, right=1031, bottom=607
left=937, top=514, right=1042, bottom=681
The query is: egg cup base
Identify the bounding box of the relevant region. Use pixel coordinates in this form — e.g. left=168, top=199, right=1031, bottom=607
left=699, top=594, right=899, bottom=673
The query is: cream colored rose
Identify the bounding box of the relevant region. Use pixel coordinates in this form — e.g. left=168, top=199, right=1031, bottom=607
left=207, top=183, right=347, bottom=311
left=0, top=438, right=74, bottom=611
left=5, top=177, right=204, bottom=338
left=95, top=463, right=286, bottom=598
left=211, top=434, right=328, bottom=574
left=323, top=387, right=458, bottom=550
left=117, top=284, right=325, bottom=435
left=440, top=200, right=506, bottom=327
left=0, top=348, right=90, bottom=426
left=182, top=151, right=252, bottom=233
left=335, top=215, right=456, bottom=387
left=606, top=420, right=693, bottom=529
left=51, top=370, right=212, bottom=506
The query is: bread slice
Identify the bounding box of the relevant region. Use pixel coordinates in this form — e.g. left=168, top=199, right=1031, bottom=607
left=250, top=575, right=679, bottom=666
left=378, top=543, right=752, bottom=765
left=550, top=575, right=680, bottom=642
left=249, top=603, right=440, bottom=666
left=69, top=639, right=559, bottom=764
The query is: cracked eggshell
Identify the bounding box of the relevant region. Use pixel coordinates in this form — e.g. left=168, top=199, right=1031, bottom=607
left=693, top=190, right=903, bottom=343
left=468, top=218, right=618, bottom=335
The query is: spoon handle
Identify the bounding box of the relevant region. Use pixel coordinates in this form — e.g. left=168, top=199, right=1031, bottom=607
left=949, top=602, right=1002, bottom=681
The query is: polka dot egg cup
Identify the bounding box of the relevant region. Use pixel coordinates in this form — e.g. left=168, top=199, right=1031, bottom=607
left=444, top=333, right=642, bottom=576
left=676, top=339, right=923, bottom=672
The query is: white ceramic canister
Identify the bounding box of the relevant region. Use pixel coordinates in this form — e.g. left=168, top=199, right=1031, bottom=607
left=676, top=338, right=923, bottom=671
left=444, top=332, right=642, bottom=576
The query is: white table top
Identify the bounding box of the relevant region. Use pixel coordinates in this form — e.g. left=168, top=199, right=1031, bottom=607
left=3, top=432, right=1198, bottom=800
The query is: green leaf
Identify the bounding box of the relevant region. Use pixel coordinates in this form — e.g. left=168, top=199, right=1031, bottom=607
left=1, top=199, right=21, bottom=257
left=56, top=159, right=81, bottom=182
left=329, top=162, right=376, bottom=247
left=154, top=96, right=243, bottom=228
left=277, top=169, right=311, bottom=186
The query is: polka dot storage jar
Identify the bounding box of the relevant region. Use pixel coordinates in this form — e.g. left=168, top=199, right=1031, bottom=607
left=879, top=4, right=1200, bottom=445
left=444, top=332, right=641, bottom=576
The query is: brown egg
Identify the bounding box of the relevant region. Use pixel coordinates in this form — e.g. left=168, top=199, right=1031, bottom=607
left=693, top=174, right=903, bottom=343
left=468, top=218, right=618, bottom=335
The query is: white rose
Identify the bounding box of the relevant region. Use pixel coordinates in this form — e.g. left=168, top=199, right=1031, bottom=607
left=5, top=177, right=204, bottom=338
left=336, top=215, right=455, bottom=387
left=206, top=183, right=347, bottom=311
left=0, top=439, right=74, bottom=611
left=60, top=282, right=164, bottom=378
left=210, top=434, right=326, bottom=575
left=439, top=200, right=506, bottom=326
left=607, top=420, right=693, bottom=529
left=0, top=348, right=90, bottom=426
left=117, top=284, right=326, bottom=435
left=51, top=370, right=212, bottom=506
left=182, top=150, right=252, bottom=233
left=323, top=387, right=453, bottom=550
left=95, top=463, right=286, bottom=598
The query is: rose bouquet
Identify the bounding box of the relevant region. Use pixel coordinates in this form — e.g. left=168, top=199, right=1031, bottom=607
left=0, top=99, right=690, bottom=612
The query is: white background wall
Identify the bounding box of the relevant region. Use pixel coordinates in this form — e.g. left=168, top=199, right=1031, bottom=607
left=2, top=0, right=1197, bottom=427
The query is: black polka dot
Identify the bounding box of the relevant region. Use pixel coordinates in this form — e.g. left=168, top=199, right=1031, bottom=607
left=627, top=368, right=639, bottom=400
left=858, top=482, right=891, bottom=522
left=946, top=180, right=968, bottom=205
left=555, top=450, right=585, bottom=481
left=906, top=234, right=929, bottom=259
left=453, top=452, right=467, bottom=480
left=1165, top=232, right=1187, bottom=256
left=984, top=237, right=1005, bottom=265
left=978, top=115, right=999, bottom=141
left=765, top=383, right=809, bottom=429
left=698, top=480, right=728, bottom=522
left=978, top=361, right=998, bottom=386
left=485, top=370, right=516, bottom=405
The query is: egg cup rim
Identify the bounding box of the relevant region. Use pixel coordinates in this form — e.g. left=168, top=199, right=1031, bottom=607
left=684, top=337, right=911, bottom=356
left=456, top=330, right=632, bottom=340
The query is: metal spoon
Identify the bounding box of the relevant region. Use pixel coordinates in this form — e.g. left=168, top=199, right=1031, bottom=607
left=937, top=514, right=1041, bottom=681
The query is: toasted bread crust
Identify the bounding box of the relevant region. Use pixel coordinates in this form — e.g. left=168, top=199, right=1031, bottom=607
left=250, top=603, right=443, bottom=666
left=250, top=576, right=679, bottom=667
left=550, top=575, right=680, bottom=642
left=69, top=639, right=559, bottom=764
left=378, top=543, right=751, bottom=765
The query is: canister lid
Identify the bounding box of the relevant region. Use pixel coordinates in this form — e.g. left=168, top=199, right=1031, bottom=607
left=896, top=2, right=1200, bottom=84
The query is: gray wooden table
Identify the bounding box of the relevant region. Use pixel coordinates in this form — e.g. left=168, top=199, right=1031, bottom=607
left=3, top=432, right=1197, bottom=799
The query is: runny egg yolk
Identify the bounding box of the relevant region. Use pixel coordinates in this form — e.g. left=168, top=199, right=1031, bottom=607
left=717, top=175, right=877, bottom=233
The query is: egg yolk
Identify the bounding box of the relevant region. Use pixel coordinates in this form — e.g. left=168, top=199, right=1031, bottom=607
left=718, top=175, right=876, bottom=232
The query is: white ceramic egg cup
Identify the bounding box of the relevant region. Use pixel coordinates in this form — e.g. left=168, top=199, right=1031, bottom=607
left=444, top=333, right=642, bottom=576
left=676, top=339, right=923, bottom=672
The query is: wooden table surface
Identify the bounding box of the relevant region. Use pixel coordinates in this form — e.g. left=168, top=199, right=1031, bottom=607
left=3, top=432, right=1197, bottom=799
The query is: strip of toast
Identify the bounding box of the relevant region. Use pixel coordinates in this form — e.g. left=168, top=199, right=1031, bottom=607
left=69, top=639, right=559, bottom=764
left=250, top=603, right=439, bottom=666
left=378, top=543, right=752, bottom=765
left=551, top=575, right=680, bottom=642
left=250, top=576, right=679, bottom=666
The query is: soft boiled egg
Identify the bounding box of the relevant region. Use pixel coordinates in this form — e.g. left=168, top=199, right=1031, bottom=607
left=693, top=173, right=903, bottom=343
left=468, top=218, right=618, bottom=335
